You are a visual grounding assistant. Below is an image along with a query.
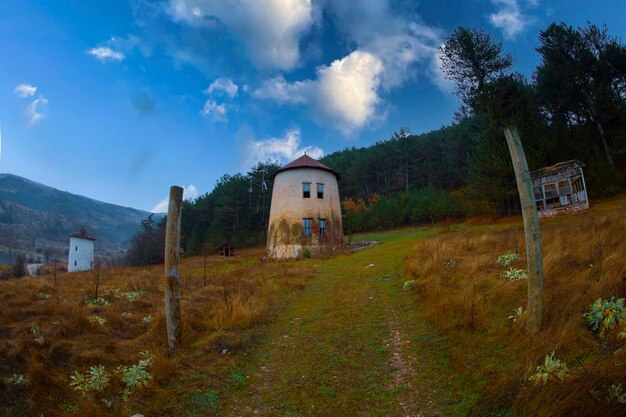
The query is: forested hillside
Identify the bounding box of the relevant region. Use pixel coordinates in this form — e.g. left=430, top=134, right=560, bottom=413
left=130, top=21, right=626, bottom=259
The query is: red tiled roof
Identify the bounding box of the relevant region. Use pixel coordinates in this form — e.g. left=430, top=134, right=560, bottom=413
left=69, top=227, right=96, bottom=241
left=272, top=154, right=341, bottom=180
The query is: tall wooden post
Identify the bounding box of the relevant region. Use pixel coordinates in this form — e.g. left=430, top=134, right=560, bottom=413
left=504, top=127, right=544, bottom=334
left=164, top=186, right=184, bottom=349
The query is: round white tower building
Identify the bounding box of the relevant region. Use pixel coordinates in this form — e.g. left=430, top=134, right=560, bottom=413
left=267, top=155, right=343, bottom=259
left=68, top=227, right=95, bottom=272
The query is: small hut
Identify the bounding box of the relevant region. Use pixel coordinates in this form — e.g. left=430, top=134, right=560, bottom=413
left=216, top=241, right=235, bottom=257
left=530, top=160, right=589, bottom=217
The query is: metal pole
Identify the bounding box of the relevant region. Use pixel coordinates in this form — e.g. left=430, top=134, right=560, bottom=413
left=164, top=186, right=184, bottom=349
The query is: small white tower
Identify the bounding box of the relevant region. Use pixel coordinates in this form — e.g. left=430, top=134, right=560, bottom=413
left=68, top=227, right=95, bottom=272
left=267, top=155, right=343, bottom=259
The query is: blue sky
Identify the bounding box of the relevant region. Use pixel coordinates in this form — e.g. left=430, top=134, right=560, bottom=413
left=0, top=0, right=624, bottom=212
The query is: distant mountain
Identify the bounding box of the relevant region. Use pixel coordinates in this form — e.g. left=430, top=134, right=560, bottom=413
left=0, top=173, right=155, bottom=263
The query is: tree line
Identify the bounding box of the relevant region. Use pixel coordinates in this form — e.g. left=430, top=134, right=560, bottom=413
left=125, top=21, right=626, bottom=265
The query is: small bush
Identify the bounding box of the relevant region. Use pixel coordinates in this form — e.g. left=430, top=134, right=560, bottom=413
left=302, top=249, right=312, bottom=259
left=497, top=251, right=519, bottom=267
left=584, top=297, right=626, bottom=339
left=528, top=352, right=569, bottom=386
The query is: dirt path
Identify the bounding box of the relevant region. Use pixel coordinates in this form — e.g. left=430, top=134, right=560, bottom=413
left=218, top=229, right=442, bottom=417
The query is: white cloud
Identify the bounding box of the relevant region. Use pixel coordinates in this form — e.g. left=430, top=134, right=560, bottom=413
left=243, top=128, right=323, bottom=167
left=25, top=96, right=48, bottom=125
left=14, top=84, right=37, bottom=97
left=205, top=78, right=239, bottom=98
left=488, top=0, right=537, bottom=39
left=201, top=99, right=227, bottom=122
left=254, top=50, right=383, bottom=135
left=168, top=0, right=314, bottom=70
left=429, top=44, right=454, bottom=93
left=152, top=184, right=199, bottom=213
left=87, top=46, right=126, bottom=62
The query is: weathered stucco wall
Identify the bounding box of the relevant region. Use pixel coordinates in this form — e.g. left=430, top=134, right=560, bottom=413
left=267, top=168, right=343, bottom=259
left=68, top=237, right=94, bottom=272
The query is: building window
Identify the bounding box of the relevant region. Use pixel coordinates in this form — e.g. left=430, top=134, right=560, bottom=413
left=74, top=261, right=77, bottom=266
left=317, top=183, right=324, bottom=199
left=303, top=218, right=312, bottom=236
left=75, top=245, right=78, bottom=251
left=318, top=218, right=326, bottom=236
left=302, top=182, right=311, bottom=198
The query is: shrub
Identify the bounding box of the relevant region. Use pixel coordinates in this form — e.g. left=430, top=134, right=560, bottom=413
left=502, top=268, right=528, bottom=280
left=69, top=365, right=110, bottom=395
left=302, top=249, right=312, bottom=259
left=584, top=297, right=626, bottom=339
left=497, top=251, right=519, bottom=266
left=528, top=352, right=569, bottom=386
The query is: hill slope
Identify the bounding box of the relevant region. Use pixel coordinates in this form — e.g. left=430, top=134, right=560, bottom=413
left=0, top=173, right=153, bottom=261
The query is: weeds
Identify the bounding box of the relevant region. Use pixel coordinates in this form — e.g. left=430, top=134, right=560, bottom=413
left=584, top=297, right=626, bottom=339
left=88, top=314, right=107, bottom=327
left=117, top=351, right=154, bottom=399
left=502, top=268, right=528, bottom=280
left=85, top=295, right=109, bottom=307
left=69, top=365, right=110, bottom=395
left=8, top=374, right=27, bottom=385
left=528, top=352, right=569, bottom=386
left=125, top=289, right=147, bottom=301
left=497, top=251, right=519, bottom=267
left=508, top=307, right=525, bottom=323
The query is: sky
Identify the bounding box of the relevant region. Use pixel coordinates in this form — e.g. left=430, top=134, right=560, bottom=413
left=0, top=0, right=624, bottom=213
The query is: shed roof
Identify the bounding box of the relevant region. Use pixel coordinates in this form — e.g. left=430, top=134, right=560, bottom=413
left=272, top=154, right=341, bottom=180
left=215, top=241, right=236, bottom=250
left=530, top=160, right=585, bottom=180
left=69, top=227, right=96, bottom=241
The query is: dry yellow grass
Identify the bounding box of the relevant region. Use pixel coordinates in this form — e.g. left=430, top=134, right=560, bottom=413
left=0, top=248, right=314, bottom=417
left=405, top=196, right=626, bottom=416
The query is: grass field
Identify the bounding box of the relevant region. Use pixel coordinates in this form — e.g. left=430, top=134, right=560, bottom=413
left=1, top=196, right=625, bottom=416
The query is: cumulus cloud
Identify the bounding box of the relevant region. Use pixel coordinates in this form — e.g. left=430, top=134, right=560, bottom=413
left=201, top=99, right=227, bottom=122
left=325, top=2, right=443, bottom=90
left=488, top=0, right=537, bottom=39
left=254, top=50, right=383, bottom=135
left=168, top=0, right=314, bottom=70
left=14, top=84, right=37, bottom=97
left=205, top=78, right=238, bottom=98
left=87, top=46, right=125, bottom=62
left=152, top=184, right=199, bottom=213
left=243, top=128, right=323, bottom=167
left=25, top=96, right=48, bottom=125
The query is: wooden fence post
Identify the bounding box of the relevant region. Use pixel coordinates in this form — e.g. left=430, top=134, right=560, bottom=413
left=164, top=186, right=184, bottom=349
left=504, top=127, right=544, bottom=334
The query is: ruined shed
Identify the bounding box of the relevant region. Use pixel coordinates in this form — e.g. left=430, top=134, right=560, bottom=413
left=216, top=241, right=235, bottom=257
left=530, top=160, right=589, bottom=217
